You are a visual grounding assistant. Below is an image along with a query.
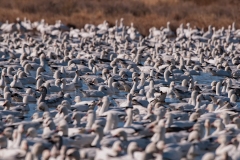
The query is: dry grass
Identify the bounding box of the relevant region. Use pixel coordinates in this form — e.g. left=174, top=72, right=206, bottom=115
left=0, top=0, right=239, bottom=35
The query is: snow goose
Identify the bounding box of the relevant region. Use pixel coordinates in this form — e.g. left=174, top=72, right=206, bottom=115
left=36, top=86, right=63, bottom=108
left=71, top=99, right=96, bottom=112
left=80, top=86, right=107, bottom=98
left=97, top=96, right=111, bottom=116
left=44, top=79, right=61, bottom=93
left=60, top=78, right=76, bottom=91
left=211, top=119, right=225, bottom=136
left=71, top=112, right=85, bottom=127
left=0, top=139, right=27, bottom=159
left=215, top=134, right=235, bottom=157
left=95, top=140, right=123, bottom=160
left=85, top=110, right=96, bottom=129
left=10, top=75, right=23, bottom=89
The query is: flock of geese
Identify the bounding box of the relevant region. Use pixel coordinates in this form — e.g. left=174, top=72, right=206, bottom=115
left=0, top=18, right=240, bottom=160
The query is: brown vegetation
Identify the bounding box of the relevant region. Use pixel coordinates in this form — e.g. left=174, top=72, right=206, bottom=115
left=0, top=0, right=239, bottom=35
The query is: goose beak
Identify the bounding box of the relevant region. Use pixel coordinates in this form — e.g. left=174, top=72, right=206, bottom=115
left=3, top=102, right=7, bottom=107
left=54, top=129, right=59, bottom=133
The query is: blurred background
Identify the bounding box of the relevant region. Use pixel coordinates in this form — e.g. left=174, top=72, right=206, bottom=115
left=0, top=0, right=239, bottom=35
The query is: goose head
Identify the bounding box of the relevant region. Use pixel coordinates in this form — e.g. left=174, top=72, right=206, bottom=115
left=43, top=117, right=56, bottom=130
left=26, top=127, right=37, bottom=138
left=66, top=148, right=80, bottom=160
left=189, top=112, right=200, bottom=122
left=36, top=78, right=45, bottom=90
left=13, top=74, right=18, bottom=81
left=110, top=140, right=123, bottom=157
left=37, top=102, right=49, bottom=111
left=22, top=95, right=30, bottom=104
left=6, top=67, right=14, bottom=76
left=90, top=124, right=104, bottom=147
left=57, top=120, right=69, bottom=137
left=212, top=119, right=225, bottom=132
left=57, top=105, right=69, bottom=117
left=3, top=127, right=13, bottom=140
left=219, top=112, right=230, bottom=126
left=72, top=112, right=84, bottom=123
left=188, top=130, right=200, bottom=142
left=233, top=117, right=240, bottom=129
left=26, top=88, right=34, bottom=95
left=169, top=81, right=175, bottom=88
left=182, top=79, right=188, bottom=87
left=24, top=63, right=33, bottom=73
left=61, top=100, right=70, bottom=108
left=127, top=142, right=140, bottom=158
left=37, top=86, right=48, bottom=94
left=30, top=143, right=46, bottom=159
left=36, top=67, right=46, bottom=76
left=5, top=114, right=15, bottom=124
left=60, top=78, right=67, bottom=85
left=74, top=96, right=81, bottom=103
left=53, top=70, right=61, bottom=79
left=102, top=68, right=109, bottom=79
left=3, top=100, right=11, bottom=110
left=143, top=142, right=159, bottom=159
left=31, top=112, right=40, bottom=120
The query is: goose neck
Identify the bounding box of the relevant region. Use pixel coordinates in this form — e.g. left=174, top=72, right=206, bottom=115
left=190, top=92, right=198, bottom=106
left=164, top=70, right=170, bottom=82
left=139, top=78, right=145, bottom=86
left=216, top=83, right=221, bottom=96
left=132, top=81, right=137, bottom=90
left=99, top=101, right=109, bottom=115
left=15, top=131, right=24, bottom=148
left=40, top=57, right=45, bottom=67
left=88, top=61, right=93, bottom=70
left=104, top=114, right=114, bottom=133
left=91, top=130, right=103, bottom=147
left=102, top=72, right=107, bottom=80
left=38, top=92, right=46, bottom=104
left=166, top=115, right=173, bottom=127
left=86, top=113, right=96, bottom=129
left=204, top=126, right=210, bottom=138
left=124, top=110, right=133, bottom=127
left=108, top=80, right=113, bottom=88
left=151, top=132, right=162, bottom=142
